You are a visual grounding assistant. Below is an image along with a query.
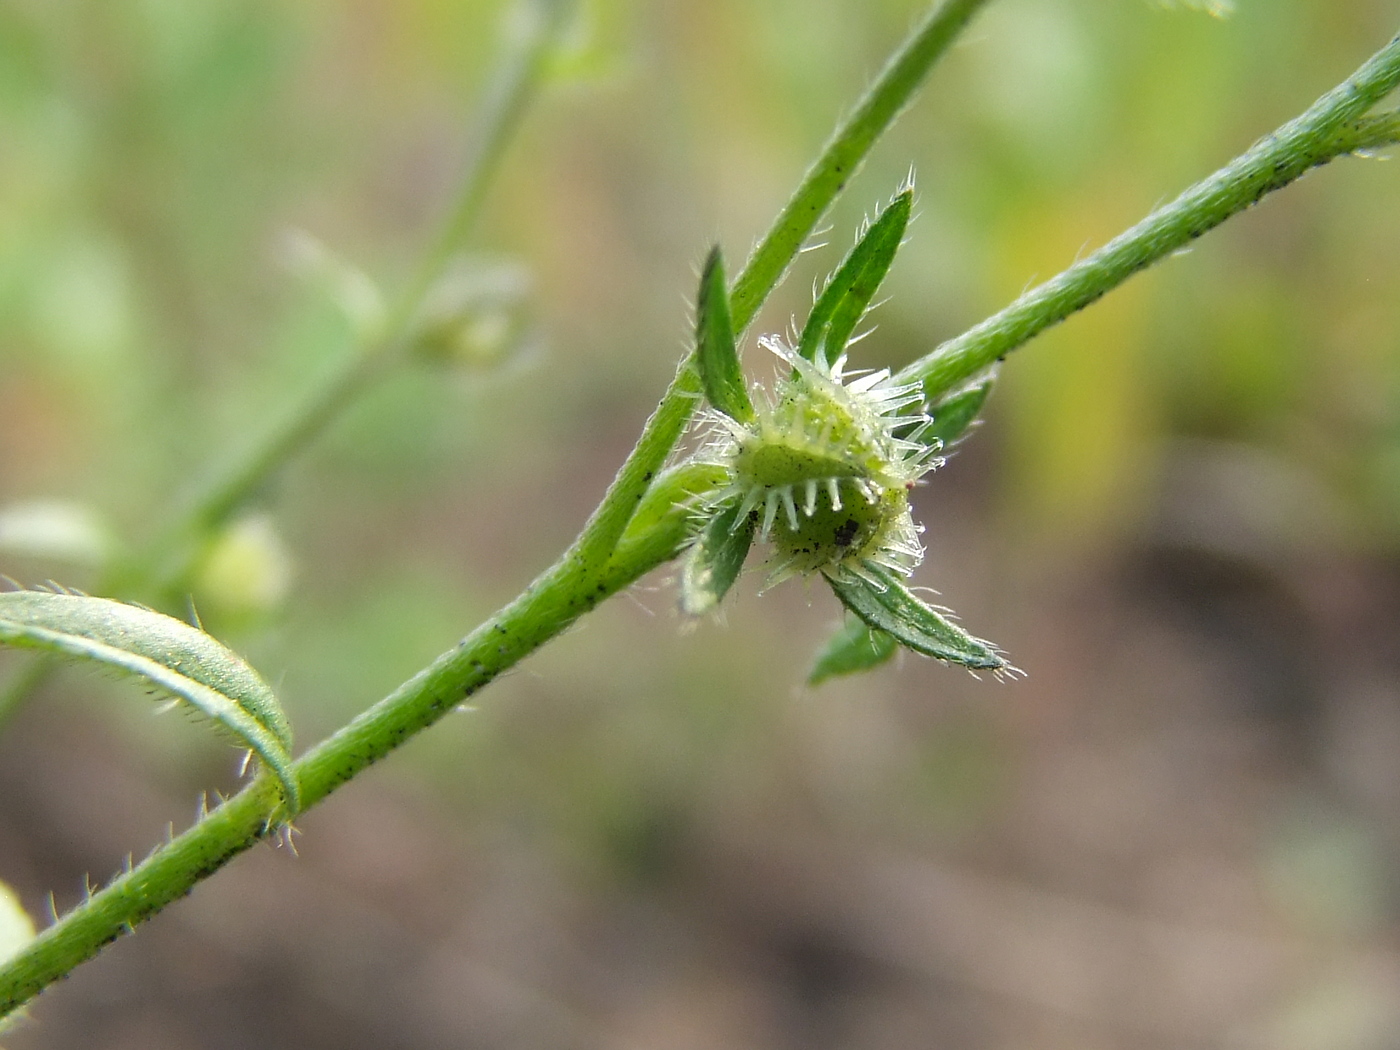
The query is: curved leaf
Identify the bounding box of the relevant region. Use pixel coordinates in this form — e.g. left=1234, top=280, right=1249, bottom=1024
left=680, top=499, right=757, bottom=616
left=808, top=616, right=898, bottom=685
left=824, top=565, right=1006, bottom=671
left=798, top=189, right=912, bottom=366
left=695, top=247, right=753, bottom=423
left=0, top=591, right=299, bottom=813
left=923, top=374, right=995, bottom=449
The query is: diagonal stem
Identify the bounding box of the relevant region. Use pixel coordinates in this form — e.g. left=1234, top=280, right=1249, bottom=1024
left=0, top=489, right=695, bottom=1019
left=897, top=29, right=1400, bottom=400
left=6, top=10, right=1400, bottom=1030
left=0, top=0, right=994, bottom=1017
left=0, top=0, right=577, bottom=733
left=568, top=0, right=994, bottom=579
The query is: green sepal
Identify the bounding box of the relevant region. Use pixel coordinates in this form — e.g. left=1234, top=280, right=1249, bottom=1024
left=695, top=247, right=753, bottom=423
left=679, top=499, right=757, bottom=616
left=824, top=564, right=1006, bottom=671
left=923, top=374, right=995, bottom=449
left=621, top=462, right=729, bottom=549
left=0, top=591, right=300, bottom=814
left=808, top=615, right=899, bottom=685
left=614, top=461, right=730, bottom=568
left=798, top=189, right=913, bottom=367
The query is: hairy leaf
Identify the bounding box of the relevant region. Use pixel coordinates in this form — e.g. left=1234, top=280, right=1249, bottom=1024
left=0, top=591, right=299, bottom=812
left=612, top=462, right=730, bottom=569
left=622, top=462, right=728, bottom=544
left=923, top=374, right=995, bottom=449
left=695, top=247, right=753, bottom=423
left=680, top=500, right=757, bottom=615
left=798, top=189, right=912, bottom=366
left=808, top=616, right=899, bottom=684
left=824, top=565, right=1005, bottom=671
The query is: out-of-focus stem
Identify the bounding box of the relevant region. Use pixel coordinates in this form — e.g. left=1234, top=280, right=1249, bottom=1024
left=898, top=31, right=1400, bottom=400
left=133, top=0, right=577, bottom=599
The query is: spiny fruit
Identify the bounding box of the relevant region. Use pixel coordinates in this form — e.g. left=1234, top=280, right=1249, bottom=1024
left=679, top=191, right=1011, bottom=679
left=705, top=334, right=939, bottom=586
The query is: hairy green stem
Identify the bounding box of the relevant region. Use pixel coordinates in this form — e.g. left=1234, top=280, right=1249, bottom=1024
left=726, top=0, right=988, bottom=329
left=897, top=31, right=1400, bottom=400
left=5, top=11, right=1400, bottom=1028
left=570, top=0, right=993, bottom=577
left=0, top=2, right=988, bottom=1013
left=0, top=501, right=692, bottom=1017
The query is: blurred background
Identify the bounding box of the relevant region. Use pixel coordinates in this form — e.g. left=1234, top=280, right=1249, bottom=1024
left=2, top=0, right=1400, bottom=1046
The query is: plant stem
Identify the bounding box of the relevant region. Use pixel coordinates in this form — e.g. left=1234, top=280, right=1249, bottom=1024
left=0, top=0, right=576, bottom=730
left=570, top=0, right=993, bottom=577
left=726, top=0, right=989, bottom=331
left=394, top=0, right=575, bottom=328
left=6, top=11, right=1400, bottom=1029
left=897, top=31, right=1400, bottom=401
left=0, top=500, right=691, bottom=1018
left=0, top=1, right=990, bottom=1014
left=133, top=0, right=576, bottom=598
left=137, top=351, right=390, bottom=599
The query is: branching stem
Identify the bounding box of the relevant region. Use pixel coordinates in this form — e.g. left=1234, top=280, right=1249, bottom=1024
left=0, top=0, right=576, bottom=732
left=569, top=0, right=994, bottom=577
left=4, top=10, right=1400, bottom=1027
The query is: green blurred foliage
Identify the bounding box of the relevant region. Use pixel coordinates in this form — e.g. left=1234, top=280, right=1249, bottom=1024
left=1, top=0, right=1396, bottom=854
left=2, top=1, right=1400, bottom=1044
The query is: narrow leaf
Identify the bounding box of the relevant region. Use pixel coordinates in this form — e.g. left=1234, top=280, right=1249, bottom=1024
left=808, top=616, right=899, bottom=685
left=728, top=0, right=992, bottom=331
left=824, top=565, right=1006, bottom=671
left=0, top=591, right=299, bottom=813
left=614, top=462, right=730, bottom=568
left=798, top=189, right=912, bottom=365
left=621, top=462, right=729, bottom=547
left=923, top=374, right=995, bottom=449
left=680, top=500, right=757, bottom=615
left=695, top=247, right=753, bottom=423
left=281, top=230, right=385, bottom=342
